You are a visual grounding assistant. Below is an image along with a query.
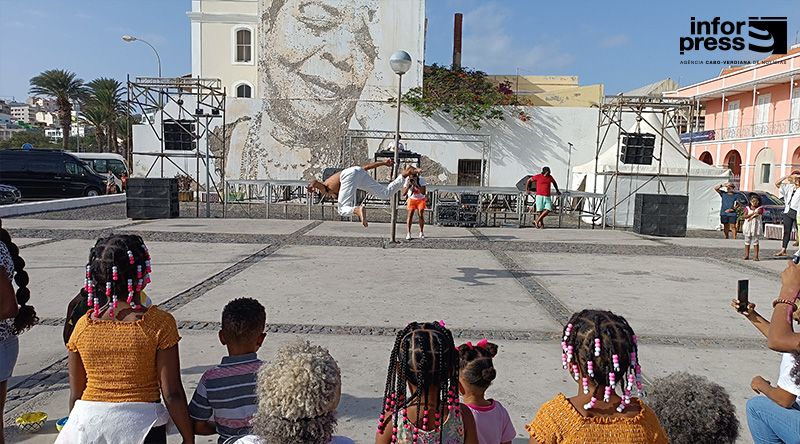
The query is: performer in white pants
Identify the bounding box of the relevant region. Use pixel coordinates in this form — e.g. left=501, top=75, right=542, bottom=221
left=307, top=159, right=421, bottom=227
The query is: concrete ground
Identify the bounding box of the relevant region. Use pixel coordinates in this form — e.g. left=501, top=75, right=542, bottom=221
left=2, top=213, right=790, bottom=443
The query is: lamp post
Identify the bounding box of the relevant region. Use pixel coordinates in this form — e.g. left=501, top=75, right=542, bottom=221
left=388, top=50, right=412, bottom=243
left=566, top=142, right=573, bottom=192
left=122, top=35, right=162, bottom=77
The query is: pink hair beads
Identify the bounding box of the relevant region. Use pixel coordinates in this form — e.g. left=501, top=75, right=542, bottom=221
left=583, top=396, right=597, bottom=410
left=582, top=377, right=590, bottom=394
left=594, top=337, right=601, bottom=356
left=612, top=354, right=620, bottom=372
left=587, top=360, right=594, bottom=377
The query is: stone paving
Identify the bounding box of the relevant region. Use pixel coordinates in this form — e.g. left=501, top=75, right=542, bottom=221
left=1, top=212, right=789, bottom=443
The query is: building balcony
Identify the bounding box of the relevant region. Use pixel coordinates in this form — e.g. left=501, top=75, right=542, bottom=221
left=680, top=118, right=800, bottom=143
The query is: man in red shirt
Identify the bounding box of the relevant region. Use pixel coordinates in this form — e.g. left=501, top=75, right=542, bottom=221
left=526, top=166, right=561, bottom=228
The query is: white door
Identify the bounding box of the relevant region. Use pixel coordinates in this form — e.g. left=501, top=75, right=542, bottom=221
left=755, top=93, right=771, bottom=136
left=791, top=88, right=800, bottom=133
left=727, top=100, right=739, bottom=138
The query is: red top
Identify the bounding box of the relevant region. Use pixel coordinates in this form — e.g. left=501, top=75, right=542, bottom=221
left=530, top=174, right=556, bottom=196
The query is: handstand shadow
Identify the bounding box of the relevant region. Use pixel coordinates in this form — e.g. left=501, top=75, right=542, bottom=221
left=452, top=267, right=584, bottom=286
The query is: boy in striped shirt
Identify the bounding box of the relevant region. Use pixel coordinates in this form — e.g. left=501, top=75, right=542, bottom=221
left=189, top=298, right=267, bottom=443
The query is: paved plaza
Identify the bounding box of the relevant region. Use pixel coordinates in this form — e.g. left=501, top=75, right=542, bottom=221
left=1, top=209, right=791, bottom=443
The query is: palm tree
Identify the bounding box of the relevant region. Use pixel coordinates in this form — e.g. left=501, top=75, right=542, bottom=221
left=79, top=106, right=109, bottom=151
left=29, top=69, right=87, bottom=150
left=85, top=78, right=126, bottom=153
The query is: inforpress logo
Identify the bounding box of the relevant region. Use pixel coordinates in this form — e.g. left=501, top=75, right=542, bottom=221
left=679, top=17, right=788, bottom=55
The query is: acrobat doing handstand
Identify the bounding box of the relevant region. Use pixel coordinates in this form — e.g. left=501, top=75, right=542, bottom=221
left=307, top=159, right=422, bottom=227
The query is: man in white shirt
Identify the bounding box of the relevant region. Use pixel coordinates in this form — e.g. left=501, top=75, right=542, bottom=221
left=386, top=135, right=407, bottom=152
left=774, top=171, right=800, bottom=256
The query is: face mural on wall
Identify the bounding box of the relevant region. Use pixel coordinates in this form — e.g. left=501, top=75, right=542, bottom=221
left=239, top=0, right=379, bottom=180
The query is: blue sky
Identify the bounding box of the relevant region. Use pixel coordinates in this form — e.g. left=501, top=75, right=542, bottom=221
left=1, top=0, right=799, bottom=101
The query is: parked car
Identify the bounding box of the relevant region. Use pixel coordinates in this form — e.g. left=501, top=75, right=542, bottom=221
left=0, top=184, right=22, bottom=205
left=0, top=149, right=107, bottom=199
left=70, top=152, right=129, bottom=192
left=733, top=191, right=784, bottom=225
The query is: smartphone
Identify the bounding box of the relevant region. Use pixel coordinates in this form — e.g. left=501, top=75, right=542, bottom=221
left=737, top=279, right=749, bottom=313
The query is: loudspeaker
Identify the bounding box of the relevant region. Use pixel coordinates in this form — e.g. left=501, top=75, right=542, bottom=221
left=633, top=193, right=688, bottom=237
left=126, top=178, right=179, bottom=220
left=620, top=133, right=656, bottom=165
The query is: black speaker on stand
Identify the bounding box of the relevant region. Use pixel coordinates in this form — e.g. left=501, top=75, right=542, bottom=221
left=633, top=194, right=688, bottom=237
left=126, top=178, right=180, bottom=220
left=620, top=133, right=656, bottom=165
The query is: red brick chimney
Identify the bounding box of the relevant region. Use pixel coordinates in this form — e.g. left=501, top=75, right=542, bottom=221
left=453, top=13, right=463, bottom=69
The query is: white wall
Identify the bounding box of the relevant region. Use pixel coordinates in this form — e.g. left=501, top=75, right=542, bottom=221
left=133, top=98, right=616, bottom=189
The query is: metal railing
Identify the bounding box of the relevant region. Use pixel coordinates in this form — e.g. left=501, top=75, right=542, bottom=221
left=680, top=118, right=800, bottom=142
left=716, top=118, right=800, bottom=140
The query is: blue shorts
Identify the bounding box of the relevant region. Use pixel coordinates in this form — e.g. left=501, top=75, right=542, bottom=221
left=720, top=214, right=737, bottom=224
left=535, top=195, right=553, bottom=212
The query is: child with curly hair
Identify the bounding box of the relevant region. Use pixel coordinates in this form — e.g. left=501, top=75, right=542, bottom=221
left=457, top=339, right=516, bottom=444
left=526, top=309, right=667, bottom=444
left=376, top=321, right=479, bottom=444
left=647, top=372, right=739, bottom=444
left=189, top=298, right=267, bottom=443
left=233, top=339, right=352, bottom=444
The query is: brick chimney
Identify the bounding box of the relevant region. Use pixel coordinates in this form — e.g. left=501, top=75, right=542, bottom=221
left=453, top=13, right=463, bottom=69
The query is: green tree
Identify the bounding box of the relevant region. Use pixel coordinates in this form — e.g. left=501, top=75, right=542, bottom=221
left=400, top=64, right=508, bottom=130
left=84, top=77, right=126, bottom=153
left=0, top=129, right=59, bottom=150
left=29, top=69, right=88, bottom=150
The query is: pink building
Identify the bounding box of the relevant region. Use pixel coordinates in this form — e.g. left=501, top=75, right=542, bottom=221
left=667, top=47, right=800, bottom=194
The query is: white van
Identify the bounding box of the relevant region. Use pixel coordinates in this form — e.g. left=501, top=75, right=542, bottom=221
left=70, top=153, right=130, bottom=192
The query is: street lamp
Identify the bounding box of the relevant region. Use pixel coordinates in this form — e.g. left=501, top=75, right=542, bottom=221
left=388, top=50, right=412, bottom=242
left=122, top=35, right=162, bottom=77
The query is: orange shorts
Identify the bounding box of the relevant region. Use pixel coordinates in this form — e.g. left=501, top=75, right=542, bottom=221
left=407, top=198, right=427, bottom=211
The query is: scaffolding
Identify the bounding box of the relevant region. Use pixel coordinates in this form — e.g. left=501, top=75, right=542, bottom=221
left=127, top=76, right=227, bottom=217
left=594, top=95, right=699, bottom=227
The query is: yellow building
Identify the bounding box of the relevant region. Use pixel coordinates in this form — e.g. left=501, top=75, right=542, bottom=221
left=487, top=75, right=603, bottom=107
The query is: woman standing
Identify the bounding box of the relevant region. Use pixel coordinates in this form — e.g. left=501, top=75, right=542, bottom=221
left=0, top=223, right=37, bottom=443
left=57, top=235, right=193, bottom=443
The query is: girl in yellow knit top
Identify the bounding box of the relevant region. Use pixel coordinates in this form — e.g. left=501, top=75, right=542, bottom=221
left=56, top=235, right=193, bottom=444
left=526, top=310, right=667, bottom=444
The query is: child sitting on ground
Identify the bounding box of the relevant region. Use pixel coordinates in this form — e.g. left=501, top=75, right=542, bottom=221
left=647, top=372, right=739, bottom=444
left=233, top=339, right=353, bottom=444
left=457, top=339, right=516, bottom=444
left=732, top=298, right=800, bottom=443
left=526, top=309, right=667, bottom=443
left=189, top=298, right=266, bottom=443
left=742, top=193, right=764, bottom=261
left=376, top=321, right=479, bottom=444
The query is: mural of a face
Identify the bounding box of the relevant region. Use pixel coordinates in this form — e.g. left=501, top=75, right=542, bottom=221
left=261, top=0, right=378, bottom=141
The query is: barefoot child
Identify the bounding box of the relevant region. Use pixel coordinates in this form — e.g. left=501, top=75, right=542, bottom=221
left=526, top=310, right=667, bottom=443
left=742, top=193, right=764, bottom=261
left=457, top=339, right=515, bottom=444
left=307, top=160, right=422, bottom=227
left=376, top=321, right=479, bottom=444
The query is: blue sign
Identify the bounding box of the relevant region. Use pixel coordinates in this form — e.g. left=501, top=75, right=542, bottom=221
left=679, top=130, right=716, bottom=143
left=21, top=143, right=33, bottom=151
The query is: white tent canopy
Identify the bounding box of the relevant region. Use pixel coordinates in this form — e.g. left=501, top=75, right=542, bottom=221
left=572, top=110, right=731, bottom=230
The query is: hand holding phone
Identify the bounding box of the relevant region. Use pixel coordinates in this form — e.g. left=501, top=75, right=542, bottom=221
left=737, top=279, right=749, bottom=313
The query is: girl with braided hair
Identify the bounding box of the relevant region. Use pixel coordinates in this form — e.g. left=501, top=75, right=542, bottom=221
left=56, top=235, right=193, bottom=444
left=526, top=309, right=667, bottom=444
left=0, top=222, right=37, bottom=442
left=457, top=340, right=515, bottom=444
left=375, top=321, right=479, bottom=444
